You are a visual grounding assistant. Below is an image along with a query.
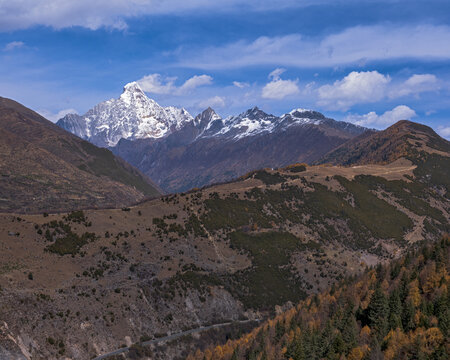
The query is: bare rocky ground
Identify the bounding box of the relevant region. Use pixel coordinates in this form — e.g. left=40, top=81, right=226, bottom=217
left=0, top=160, right=448, bottom=360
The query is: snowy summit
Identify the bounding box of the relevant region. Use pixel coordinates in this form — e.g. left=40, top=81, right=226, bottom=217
left=57, top=82, right=193, bottom=147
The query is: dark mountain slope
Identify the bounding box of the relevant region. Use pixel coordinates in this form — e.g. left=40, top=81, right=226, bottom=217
left=317, top=120, right=450, bottom=199
left=113, top=108, right=367, bottom=193
left=0, top=97, right=161, bottom=213
left=317, top=120, right=449, bottom=166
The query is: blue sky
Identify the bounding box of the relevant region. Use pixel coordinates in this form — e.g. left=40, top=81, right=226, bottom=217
left=0, top=0, right=449, bottom=138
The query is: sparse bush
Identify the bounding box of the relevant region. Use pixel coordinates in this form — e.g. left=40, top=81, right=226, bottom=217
left=128, top=343, right=153, bottom=359
left=285, top=163, right=307, bottom=173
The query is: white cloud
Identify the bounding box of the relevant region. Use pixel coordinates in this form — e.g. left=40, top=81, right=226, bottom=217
left=137, top=74, right=177, bottom=94
left=38, top=108, right=78, bottom=123
left=437, top=126, right=450, bottom=139
left=404, top=74, right=438, bottom=89
left=0, top=1, right=129, bottom=31
left=137, top=73, right=212, bottom=95
left=0, top=1, right=319, bottom=31
left=197, top=96, right=225, bottom=109
left=178, top=75, right=213, bottom=93
left=317, top=71, right=442, bottom=110
left=268, top=68, right=286, bottom=80
left=3, top=41, right=24, bottom=51
left=303, top=81, right=316, bottom=95
left=181, top=25, right=450, bottom=69
left=261, top=68, right=299, bottom=100
left=344, top=105, right=417, bottom=128
left=262, top=79, right=299, bottom=99
left=318, top=71, right=390, bottom=110
left=391, top=74, right=440, bottom=98
left=233, top=81, right=249, bottom=88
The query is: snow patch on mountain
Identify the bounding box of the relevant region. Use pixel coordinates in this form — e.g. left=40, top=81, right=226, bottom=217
left=207, top=107, right=277, bottom=140
left=279, top=108, right=324, bottom=127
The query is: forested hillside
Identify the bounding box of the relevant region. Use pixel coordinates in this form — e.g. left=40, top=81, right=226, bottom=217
left=189, top=237, right=449, bottom=360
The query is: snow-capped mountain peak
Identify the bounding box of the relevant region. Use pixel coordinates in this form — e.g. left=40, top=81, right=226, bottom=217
left=279, top=108, right=326, bottom=127
left=57, top=82, right=193, bottom=147
left=239, top=106, right=273, bottom=121
left=123, top=81, right=143, bottom=93
left=120, top=81, right=148, bottom=104
left=194, top=107, right=221, bottom=127
left=209, top=107, right=279, bottom=140
left=164, top=106, right=194, bottom=128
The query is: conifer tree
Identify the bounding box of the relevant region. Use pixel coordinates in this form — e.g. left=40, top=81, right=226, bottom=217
left=402, top=300, right=415, bottom=332
left=388, top=288, right=403, bottom=330
left=230, top=347, right=239, bottom=360
left=367, top=284, right=389, bottom=340
left=319, top=320, right=335, bottom=358
left=341, top=311, right=358, bottom=353
left=189, top=237, right=449, bottom=360
left=434, top=289, right=449, bottom=337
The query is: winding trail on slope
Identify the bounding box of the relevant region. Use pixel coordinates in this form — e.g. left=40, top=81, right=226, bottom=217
left=93, top=319, right=260, bottom=360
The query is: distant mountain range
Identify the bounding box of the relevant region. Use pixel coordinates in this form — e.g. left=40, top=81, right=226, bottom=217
left=0, top=97, right=161, bottom=213
left=58, top=82, right=369, bottom=192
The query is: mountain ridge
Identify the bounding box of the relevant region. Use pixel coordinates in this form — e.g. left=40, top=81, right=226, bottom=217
left=57, top=84, right=367, bottom=146
left=317, top=119, right=450, bottom=166
left=113, top=105, right=369, bottom=192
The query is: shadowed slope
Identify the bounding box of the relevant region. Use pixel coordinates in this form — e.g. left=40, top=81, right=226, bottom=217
left=317, top=120, right=449, bottom=166
left=0, top=97, right=161, bottom=213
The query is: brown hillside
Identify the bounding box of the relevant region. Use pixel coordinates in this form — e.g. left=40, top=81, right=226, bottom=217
left=0, top=153, right=448, bottom=359
left=317, top=120, right=450, bottom=166
left=0, top=97, right=161, bottom=213
left=0, top=113, right=448, bottom=359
